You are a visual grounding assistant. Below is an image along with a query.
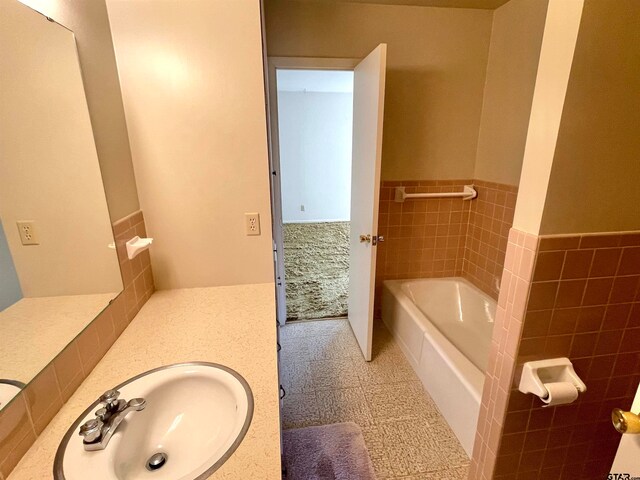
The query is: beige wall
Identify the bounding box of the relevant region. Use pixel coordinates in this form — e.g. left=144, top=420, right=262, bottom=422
left=539, top=0, right=640, bottom=234
left=473, top=0, right=548, bottom=186
left=0, top=0, right=122, bottom=297
left=107, top=0, right=274, bottom=289
left=265, top=0, right=493, bottom=181
left=512, top=0, right=584, bottom=235
left=20, top=0, right=140, bottom=221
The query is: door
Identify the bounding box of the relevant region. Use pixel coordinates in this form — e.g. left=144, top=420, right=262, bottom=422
left=348, top=44, right=387, bottom=361
left=610, top=383, right=640, bottom=476
left=266, top=61, right=289, bottom=326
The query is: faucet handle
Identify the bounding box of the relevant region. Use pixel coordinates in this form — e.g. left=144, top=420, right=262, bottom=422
left=99, top=389, right=120, bottom=411
left=95, top=407, right=109, bottom=421
left=79, top=418, right=103, bottom=443
left=127, top=398, right=147, bottom=410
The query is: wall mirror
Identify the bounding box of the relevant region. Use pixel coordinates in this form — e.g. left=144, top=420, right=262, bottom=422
left=0, top=0, right=123, bottom=411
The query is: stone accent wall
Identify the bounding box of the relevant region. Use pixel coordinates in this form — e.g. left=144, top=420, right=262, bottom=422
left=283, top=222, right=349, bottom=320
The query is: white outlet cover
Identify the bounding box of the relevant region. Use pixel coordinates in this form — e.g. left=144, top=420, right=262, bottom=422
left=16, top=221, right=39, bottom=245
left=245, top=213, right=260, bottom=236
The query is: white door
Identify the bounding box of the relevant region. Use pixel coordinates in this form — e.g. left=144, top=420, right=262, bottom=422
left=348, top=44, right=387, bottom=361
left=610, top=383, right=640, bottom=476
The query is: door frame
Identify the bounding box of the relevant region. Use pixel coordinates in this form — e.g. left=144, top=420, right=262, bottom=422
left=266, top=56, right=359, bottom=325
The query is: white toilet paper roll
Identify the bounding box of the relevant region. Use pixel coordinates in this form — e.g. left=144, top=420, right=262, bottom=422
left=541, top=382, right=579, bottom=407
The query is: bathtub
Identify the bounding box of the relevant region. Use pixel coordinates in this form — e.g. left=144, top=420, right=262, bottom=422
left=382, top=277, right=496, bottom=456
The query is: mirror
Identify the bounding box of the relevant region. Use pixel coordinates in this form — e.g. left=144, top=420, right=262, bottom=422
left=0, top=0, right=123, bottom=410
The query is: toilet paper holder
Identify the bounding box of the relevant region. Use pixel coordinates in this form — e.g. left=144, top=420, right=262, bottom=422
left=518, top=357, right=586, bottom=402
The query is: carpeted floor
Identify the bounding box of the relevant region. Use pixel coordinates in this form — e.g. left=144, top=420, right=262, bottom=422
left=283, top=222, right=350, bottom=320
left=280, top=318, right=470, bottom=479
left=283, top=422, right=377, bottom=480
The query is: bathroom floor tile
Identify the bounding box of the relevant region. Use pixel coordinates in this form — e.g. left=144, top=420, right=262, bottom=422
left=280, top=359, right=313, bottom=394
left=379, top=417, right=469, bottom=476
left=280, top=334, right=311, bottom=356
left=279, top=321, right=311, bottom=339
left=399, top=465, right=470, bottom=480
left=307, top=329, right=360, bottom=360
left=280, top=318, right=469, bottom=480
left=371, top=322, right=405, bottom=353
left=281, top=318, right=349, bottom=339
left=363, top=381, right=439, bottom=422
left=310, top=356, right=360, bottom=390
left=281, top=392, right=321, bottom=429
left=361, top=425, right=394, bottom=479
left=316, top=387, right=375, bottom=427
left=352, top=349, right=419, bottom=386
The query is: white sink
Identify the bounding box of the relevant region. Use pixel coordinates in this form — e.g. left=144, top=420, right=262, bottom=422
left=54, top=363, right=253, bottom=480
left=0, top=380, right=23, bottom=410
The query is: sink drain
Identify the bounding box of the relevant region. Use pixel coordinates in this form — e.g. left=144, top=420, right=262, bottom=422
left=146, top=452, right=168, bottom=471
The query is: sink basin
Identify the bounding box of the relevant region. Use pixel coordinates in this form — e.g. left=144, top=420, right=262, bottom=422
left=0, top=380, right=24, bottom=410
left=54, top=362, right=253, bottom=480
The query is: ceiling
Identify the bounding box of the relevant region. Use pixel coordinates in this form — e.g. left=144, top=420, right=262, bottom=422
left=284, top=0, right=510, bottom=10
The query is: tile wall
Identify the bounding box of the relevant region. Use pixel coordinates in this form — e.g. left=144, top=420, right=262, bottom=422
left=375, top=179, right=517, bottom=313
left=463, top=180, right=518, bottom=299
left=469, top=229, right=538, bottom=480
left=0, top=210, right=154, bottom=478
left=470, top=228, right=640, bottom=480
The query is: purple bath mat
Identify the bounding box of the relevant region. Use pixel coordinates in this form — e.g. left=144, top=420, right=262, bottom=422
left=283, top=422, right=377, bottom=480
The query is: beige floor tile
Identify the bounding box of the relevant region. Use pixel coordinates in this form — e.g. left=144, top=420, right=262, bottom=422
left=281, top=392, right=321, bottom=429
left=316, top=387, right=375, bottom=427
left=281, top=318, right=349, bottom=339
left=310, top=318, right=351, bottom=335
left=307, top=329, right=360, bottom=361
left=280, top=359, right=313, bottom=395
left=379, top=417, right=469, bottom=477
left=425, top=415, right=469, bottom=454
left=279, top=318, right=469, bottom=480
left=279, top=340, right=311, bottom=368
left=371, top=321, right=405, bottom=355
left=352, top=348, right=419, bottom=386
left=361, top=425, right=394, bottom=479
left=399, top=465, right=470, bottom=480
left=279, top=321, right=312, bottom=339
left=310, top=356, right=361, bottom=390
left=364, top=381, right=440, bottom=422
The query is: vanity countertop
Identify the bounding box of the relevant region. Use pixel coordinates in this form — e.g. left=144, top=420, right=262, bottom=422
left=7, top=283, right=281, bottom=480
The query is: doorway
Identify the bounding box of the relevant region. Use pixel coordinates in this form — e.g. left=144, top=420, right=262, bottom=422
left=273, top=68, right=354, bottom=322
left=268, top=44, right=387, bottom=361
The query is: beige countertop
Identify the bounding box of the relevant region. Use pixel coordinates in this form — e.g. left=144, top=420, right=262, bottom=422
left=0, top=294, right=116, bottom=385
left=8, top=283, right=281, bottom=480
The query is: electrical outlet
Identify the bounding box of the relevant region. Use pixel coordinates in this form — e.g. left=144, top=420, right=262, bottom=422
left=245, top=213, right=261, bottom=236
left=16, top=221, right=39, bottom=245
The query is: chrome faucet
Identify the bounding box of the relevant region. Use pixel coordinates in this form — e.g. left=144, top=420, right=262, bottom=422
left=78, top=389, right=146, bottom=451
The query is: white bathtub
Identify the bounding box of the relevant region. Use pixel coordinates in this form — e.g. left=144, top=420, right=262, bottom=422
left=382, top=277, right=496, bottom=456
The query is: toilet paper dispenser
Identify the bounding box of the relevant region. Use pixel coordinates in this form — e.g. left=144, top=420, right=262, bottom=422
left=518, top=357, right=586, bottom=407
